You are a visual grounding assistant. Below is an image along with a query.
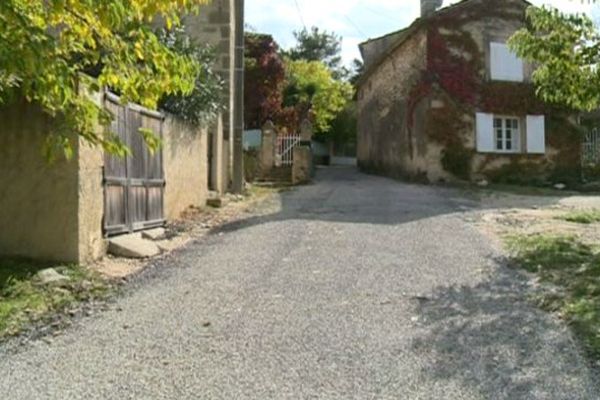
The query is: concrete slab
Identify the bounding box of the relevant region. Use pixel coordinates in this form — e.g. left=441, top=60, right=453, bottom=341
left=141, top=228, right=166, bottom=241
left=108, top=233, right=161, bottom=259
left=207, top=197, right=229, bottom=208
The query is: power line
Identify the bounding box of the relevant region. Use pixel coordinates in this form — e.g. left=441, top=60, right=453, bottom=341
left=360, top=4, right=402, bottom=23
left=293, top=0, right=307, bottom=30
left=343, top=15, right=368, bottom=39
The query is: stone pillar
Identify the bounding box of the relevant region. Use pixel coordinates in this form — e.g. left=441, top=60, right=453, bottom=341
left=292, top=119, right=314, bottom=185
left=300, top=119, right=312, bottom=142
left=211, top=113, right=225, bottom=194
left=259, top=120, right=276, bottom=175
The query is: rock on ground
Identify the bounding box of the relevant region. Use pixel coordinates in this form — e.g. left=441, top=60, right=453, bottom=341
left=108, top=234, right=161, bottom=259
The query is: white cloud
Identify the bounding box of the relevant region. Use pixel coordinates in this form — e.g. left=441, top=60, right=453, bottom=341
left=246, top=0, right=599, bottom=66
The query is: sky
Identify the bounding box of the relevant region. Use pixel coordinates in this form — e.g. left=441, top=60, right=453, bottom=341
left=245, top=0, right=600, bottom=67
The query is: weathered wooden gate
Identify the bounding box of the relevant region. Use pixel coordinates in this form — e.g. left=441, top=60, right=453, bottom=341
left=103, top=93, right=165, bottom=236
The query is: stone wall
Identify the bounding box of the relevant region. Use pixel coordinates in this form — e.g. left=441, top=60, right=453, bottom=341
left=0, top=100, right=81, bottom=262
left=77, top=136, right=106, bottom=263
left=185, top=0, right=237, bottom=191
left=163, top=117, right=209, bottom=220
left=357, top=30, right=428, bottom=179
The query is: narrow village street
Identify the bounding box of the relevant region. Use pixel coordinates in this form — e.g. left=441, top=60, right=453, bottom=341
left=1, top=167, right=597, bottom=399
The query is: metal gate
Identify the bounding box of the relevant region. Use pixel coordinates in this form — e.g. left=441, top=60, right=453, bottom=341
left=276, top=133, right=302, bottom=166
left=582, top=127, right=600, bottom=181
left=103, top=93, right=165, bottom=236
left=583, top=128, right=600, bottom=166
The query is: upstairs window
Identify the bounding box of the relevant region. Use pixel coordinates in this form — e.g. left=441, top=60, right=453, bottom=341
left=490, top=42, right=524, bottom=82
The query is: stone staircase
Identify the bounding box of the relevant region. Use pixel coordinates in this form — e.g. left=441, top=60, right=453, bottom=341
left=258, top=166, right=293, bottom=184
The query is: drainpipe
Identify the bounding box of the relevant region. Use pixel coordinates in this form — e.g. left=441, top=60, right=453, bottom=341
left=232, top=0, right=245, bottom=194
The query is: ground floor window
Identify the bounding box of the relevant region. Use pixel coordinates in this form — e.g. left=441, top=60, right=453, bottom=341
left=477, top=113, right=545, bottom=155
left=493, top=116, right=520, bottom=153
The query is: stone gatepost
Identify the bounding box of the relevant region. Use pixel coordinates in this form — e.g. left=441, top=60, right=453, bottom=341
left=292, top=119, right=314, bottom=185
left=259, top=120, right=277, bottom=175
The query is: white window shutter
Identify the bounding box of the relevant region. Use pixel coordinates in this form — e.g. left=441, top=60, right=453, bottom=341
left=490, top=42, right=524, bottom=82
left=526, top=115, right=546, bottom=154
left=476, top=113, right=494, bottom=153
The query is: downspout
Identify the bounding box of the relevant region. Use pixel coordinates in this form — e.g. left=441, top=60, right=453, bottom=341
left=232, top=0, right=245, bottom=193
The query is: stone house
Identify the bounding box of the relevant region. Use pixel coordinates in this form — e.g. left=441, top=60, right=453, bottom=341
left=0, top=1, right=243, bottom=263
left=357, top=0, right=583, bottom=184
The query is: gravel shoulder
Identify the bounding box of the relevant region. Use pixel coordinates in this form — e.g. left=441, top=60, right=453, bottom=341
left=0, top=167, right=598, bottom=399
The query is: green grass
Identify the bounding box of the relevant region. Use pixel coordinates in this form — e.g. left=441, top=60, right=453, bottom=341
left=0, top=259, right=111, bottom=338
left=507, top=235, right=600, bottom=359
left=557, top=210, right=600, bottom=224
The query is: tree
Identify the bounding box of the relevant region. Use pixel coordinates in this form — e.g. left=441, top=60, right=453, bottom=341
left=244, top=33, right=286, bottom=129
left=509, top=5, right=600, bottom=111
left=348, top=59, right=365, bottom=87
left=0, top=0, right=209, bottom=159
left=283, top=59, right=353, bottom=135
left=286, top=27, right=344, bottom=75
left=158, top=28, right=224, bottom=126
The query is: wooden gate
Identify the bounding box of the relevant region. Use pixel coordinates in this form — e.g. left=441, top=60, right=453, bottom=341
left=103, top=93, right=165, bottom=236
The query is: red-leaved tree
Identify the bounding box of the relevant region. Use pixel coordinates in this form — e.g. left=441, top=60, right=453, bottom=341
left=244, top=33, right=286, bottom=129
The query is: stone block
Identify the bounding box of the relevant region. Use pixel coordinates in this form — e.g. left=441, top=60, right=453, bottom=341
left=141, top=228, right=167, bottom=241
left=35, top=268, right=71, bottom=286
left=108, top=234, right=161, bottom=259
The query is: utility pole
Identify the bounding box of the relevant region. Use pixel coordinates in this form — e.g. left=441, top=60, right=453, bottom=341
left=232, top=0, right=245, bottom=194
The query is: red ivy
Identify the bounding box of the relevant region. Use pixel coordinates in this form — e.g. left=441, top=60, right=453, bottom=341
left=426, top=28, right=478, bottom=106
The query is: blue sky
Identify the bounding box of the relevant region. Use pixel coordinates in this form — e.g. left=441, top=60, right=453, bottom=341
left=245, top=0, right=600, bottom=66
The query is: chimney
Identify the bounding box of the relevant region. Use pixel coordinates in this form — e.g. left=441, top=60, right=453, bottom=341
left=421, top=0, right=443, bottom=17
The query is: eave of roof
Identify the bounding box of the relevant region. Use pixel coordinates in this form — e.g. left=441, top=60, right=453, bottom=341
left=356, top=0, right=532, bottom=88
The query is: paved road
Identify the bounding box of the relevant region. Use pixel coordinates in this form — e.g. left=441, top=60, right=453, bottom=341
left=1, top=167, right=598, bottom=399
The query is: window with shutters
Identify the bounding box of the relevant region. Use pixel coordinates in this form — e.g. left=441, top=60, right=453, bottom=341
left=493, top=117, right=520, bottom=153
left=490, top=42, right=524, bottom=82
left=477, top=113, right=545, bottom=154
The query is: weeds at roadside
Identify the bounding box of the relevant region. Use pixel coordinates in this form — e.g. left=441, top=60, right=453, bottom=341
left=506, top=235, right=600, bottom=360
left=0, top=259, right=111, bottom=339
left=557, top=210, right=600, bottom=225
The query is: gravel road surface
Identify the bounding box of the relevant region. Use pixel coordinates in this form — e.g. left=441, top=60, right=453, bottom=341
left=1, top=167, right=598, bottom=399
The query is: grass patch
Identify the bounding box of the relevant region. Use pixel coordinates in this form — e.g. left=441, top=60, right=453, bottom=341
left=0, top=259, right=111, bottom=338
left=506, top=235, right=600, bottom=359
left=557, top=210, right=600, bottom=224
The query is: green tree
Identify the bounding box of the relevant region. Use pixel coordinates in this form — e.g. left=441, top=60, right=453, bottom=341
left=286, top=27, right=344, bottom=75
left=348, top=59, right=365, bottom=87
left=284, top=59, right=353, bottom=135
left=509, top=5, right=600, bottom=111
left=158, top=27, right=224, bottom=126
left=0, top=0, right=209, bottom=158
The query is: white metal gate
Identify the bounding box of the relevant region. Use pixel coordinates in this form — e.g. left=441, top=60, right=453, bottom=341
left=583, top=128, right=600, bottom=167
left=582, top=127, right=600, bottom=181
left=276, top=133, right=302, bottom=166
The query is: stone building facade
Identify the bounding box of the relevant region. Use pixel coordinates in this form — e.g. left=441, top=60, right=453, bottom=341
left=357, top=0, right=582, bottom=185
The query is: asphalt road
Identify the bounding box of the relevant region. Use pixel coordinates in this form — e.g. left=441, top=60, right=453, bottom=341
left=1, top=167, right=598, bottom=399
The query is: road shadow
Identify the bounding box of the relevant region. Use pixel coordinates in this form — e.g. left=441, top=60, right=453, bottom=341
left=411, top=259, right=599, bottom=399
left=215, top=166, right=566, bottom=234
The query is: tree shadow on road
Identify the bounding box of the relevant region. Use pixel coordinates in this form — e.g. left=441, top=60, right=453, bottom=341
left=410, top=259, right=599, bottom=399
left=216, top=167, right=565, bottom=235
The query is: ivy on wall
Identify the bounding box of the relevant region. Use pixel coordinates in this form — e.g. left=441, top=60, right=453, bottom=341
left=405, top=1, right=582, bottom=183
